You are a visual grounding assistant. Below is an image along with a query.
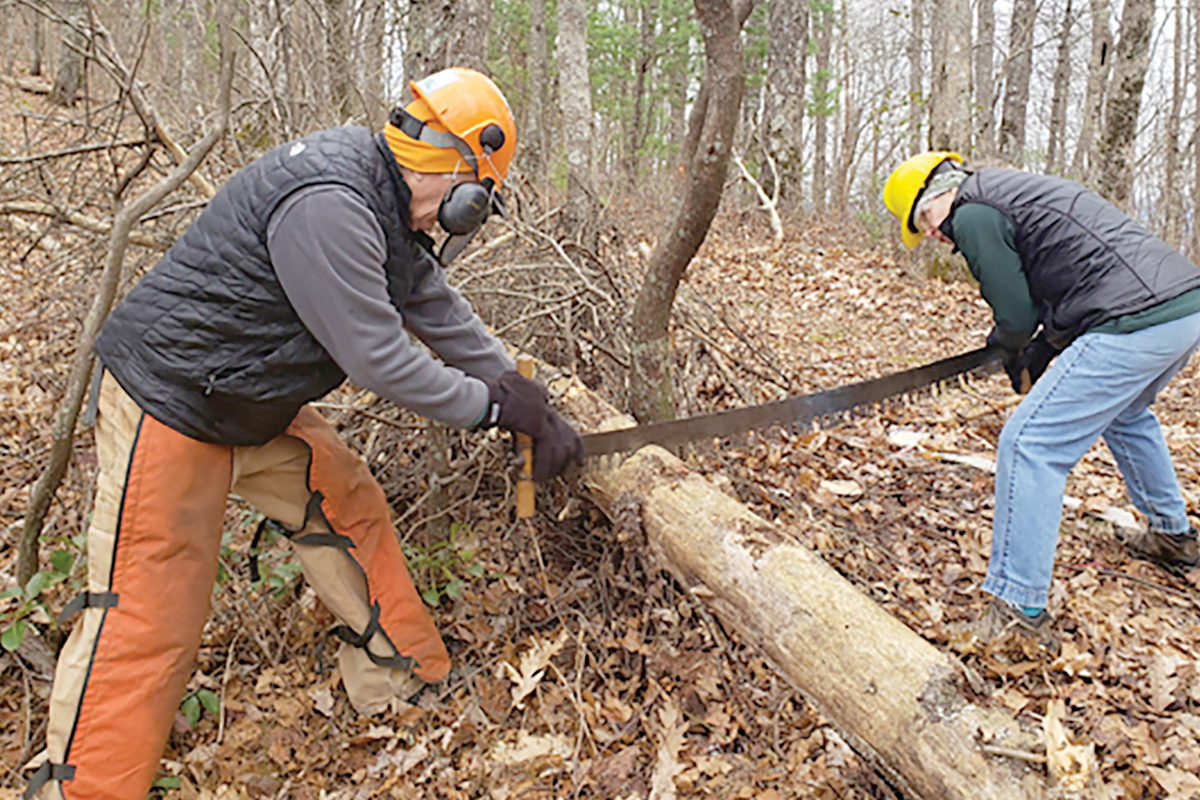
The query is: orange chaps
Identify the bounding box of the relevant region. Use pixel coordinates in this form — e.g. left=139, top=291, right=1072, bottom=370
left=29, top=376, right=448, bottom=800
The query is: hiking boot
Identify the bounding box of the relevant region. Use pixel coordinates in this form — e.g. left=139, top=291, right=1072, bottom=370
left=971, top=597, right=1057, bottom=652
left=1125, top=526, right=1200, bottom=577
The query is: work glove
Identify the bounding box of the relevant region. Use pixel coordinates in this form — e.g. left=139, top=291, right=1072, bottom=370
left=1008, top=335, right=1058, bottom=394
left=481, top=371, right=585, bottom=482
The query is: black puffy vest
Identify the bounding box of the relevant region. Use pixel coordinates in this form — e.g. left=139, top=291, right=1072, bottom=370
left=949, top=169, right=1200, bottom=347
left=96, top=127, right=434, bottom=445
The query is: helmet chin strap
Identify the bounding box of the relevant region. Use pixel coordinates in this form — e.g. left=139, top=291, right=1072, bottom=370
left=392, top=107, right=480, bottom=174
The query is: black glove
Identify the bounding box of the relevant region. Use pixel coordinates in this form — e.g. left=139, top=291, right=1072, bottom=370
left=1009, top=335, right=1058, bottom=394
left=482, top=371, right=585, bottom=482
left=986, top=328, right=1023, bottom=388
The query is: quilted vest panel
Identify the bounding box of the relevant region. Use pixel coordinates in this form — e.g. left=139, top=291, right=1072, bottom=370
left=951, top=169, right=1200, bottom=347
left=96, top=128, right=434, bottom=445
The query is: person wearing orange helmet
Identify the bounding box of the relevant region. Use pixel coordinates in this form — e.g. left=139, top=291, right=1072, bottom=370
left=884, top=153, right=1200, bottom=641
left=27, top=68, right=583, bottom=800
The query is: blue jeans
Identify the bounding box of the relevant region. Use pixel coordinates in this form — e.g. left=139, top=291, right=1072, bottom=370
left=982, top=312, right=1200, bottom=608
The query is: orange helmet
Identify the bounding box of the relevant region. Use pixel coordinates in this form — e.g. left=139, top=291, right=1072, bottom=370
left=392, top=68, right=517, bottom=186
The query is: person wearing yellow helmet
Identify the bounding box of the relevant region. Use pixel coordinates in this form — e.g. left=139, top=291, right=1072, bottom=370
left=883, top=154, right=1200, bottom=640
left=27, top=68, right=582, bottom=800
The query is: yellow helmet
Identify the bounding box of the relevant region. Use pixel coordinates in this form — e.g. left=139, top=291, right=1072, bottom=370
left=883, top=151, right=964, bottom=248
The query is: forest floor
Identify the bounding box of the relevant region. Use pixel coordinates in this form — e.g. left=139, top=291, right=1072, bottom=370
left=3, top=82, right=1200, bottom=800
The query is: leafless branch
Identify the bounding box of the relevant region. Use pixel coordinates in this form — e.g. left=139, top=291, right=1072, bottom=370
left=17, top=4, right=236, bottom=586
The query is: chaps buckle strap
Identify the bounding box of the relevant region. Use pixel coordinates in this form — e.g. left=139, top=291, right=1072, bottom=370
left=57, top=591, right=119, bottom=625
left=315, top=602, right=417, bottom=673
left=23, top=760, right=76, bottom=799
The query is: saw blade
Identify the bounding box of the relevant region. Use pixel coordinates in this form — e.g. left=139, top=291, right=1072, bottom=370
left=581, top=346, right=1003, bottom=458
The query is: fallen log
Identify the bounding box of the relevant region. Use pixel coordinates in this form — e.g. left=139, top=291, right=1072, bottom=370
left=550, top=373, right=1047, bottom=800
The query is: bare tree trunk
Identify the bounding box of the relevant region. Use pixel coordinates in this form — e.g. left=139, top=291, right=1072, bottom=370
left=1097, top=0, right=1154, bottom=206
left=326, top=0, right=352, bottom=123
left=524, top=0, right=549, bottom=181
left=973, top=0, right=995, bottom=157
left=833, top=0, right=860, bottom=211
left=31, top=3, right=44, bottom=76
left=405, top=0, right=449, bottom=80
left=626, top=0, right=655, bottom=183
left=907, top=0, right=924, bottom=150
left=558, top=0, right=595, bottom=238
left=628, top=0, right=750, bottom=423
left=997, top=0, right=1035, bottom=165
left=764, top=0, right=807, bottom=206
left=277, top=0, right=296, bottom=139
left=929, top=0, right=971, bottom=152
left=1162, top=0, right=1183, bottom=245
left=446, top=0, right=492, bottom=70
left=360, top=0, right=387, bottom=130
left=1069, top=0, right=1111, bottom=179
left=17, top=10, right=235, bottom=587
left=811, top=1, right=832, bottom=212
left=1045, top=0, right=1074, bottom=173
left=48, top=0, right=85, bottom=107
left=1192, top=0, right=1200, bottom=258
left=669, top=40, right=689, bottom=152
left=176, top=0, right=202, bottom=122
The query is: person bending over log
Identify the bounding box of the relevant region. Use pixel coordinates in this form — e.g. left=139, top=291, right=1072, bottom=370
left=28, top=68, right=583, bottom=800
left=883, top=152, right=1200, bottom=637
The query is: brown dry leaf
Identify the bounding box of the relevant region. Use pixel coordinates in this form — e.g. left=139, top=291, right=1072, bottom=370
left=819, top=479, right=862, bottom=498
left=1147, top=766, right=1200, bottom=799
left=649, top=700, right=689, bottom=800
left=196, top=787, right=250, bottom=800
left=502, top=628, right=569, bottom=708
left=272, top=695, right=306, bottom=728
left=1050, top=640, right=1092, bottom=677
left=691, top=753, right=733, bottom=777
left=370, top=743, right=429, bottom=786
left=489, top=731, right=572, bottom=765
left=1148, top=652, right=1186, bottom=714
left=591, top=745, right=642, bottom=798
left=601, top=692, right=635, bottom=724
left=475, top=671, right=512, bottom=722
left=345, top=724, right=394, bottom=746
left=1042, top=699, right=1097, bottom=790
left=995, top=687, right=1029, bottom=712
left=219, top=717, right=260, bottom=750
left=307, top=685, right=335, bottom=717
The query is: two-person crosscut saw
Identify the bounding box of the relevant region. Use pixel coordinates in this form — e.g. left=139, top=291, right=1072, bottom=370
left=581, top=345, right=1004, bottom=458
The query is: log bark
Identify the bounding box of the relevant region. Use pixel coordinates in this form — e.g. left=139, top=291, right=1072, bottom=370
left=550, top=374, right=1047, bottom=800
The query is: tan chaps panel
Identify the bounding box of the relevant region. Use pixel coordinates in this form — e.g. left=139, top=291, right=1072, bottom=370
left=283, top=407, right=450, bottom=687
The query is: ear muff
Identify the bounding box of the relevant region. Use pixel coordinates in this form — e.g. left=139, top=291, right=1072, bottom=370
left=479, top=123, right=506, bottom=155
left=438, top=182, right=492, bottom=235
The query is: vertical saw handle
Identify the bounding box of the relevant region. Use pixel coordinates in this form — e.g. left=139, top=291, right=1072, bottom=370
left=516, top=356, right=535, bottom=518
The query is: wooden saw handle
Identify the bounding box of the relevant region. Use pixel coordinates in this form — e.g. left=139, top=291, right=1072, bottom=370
left=516, top=356, right=535, bottom=518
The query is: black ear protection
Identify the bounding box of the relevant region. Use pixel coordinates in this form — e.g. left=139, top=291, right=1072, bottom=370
left=438, top=179, right=494, bottom=234
left=435, top=122, right=506, bottom=234
left=436, top=177, right=507, bottom=265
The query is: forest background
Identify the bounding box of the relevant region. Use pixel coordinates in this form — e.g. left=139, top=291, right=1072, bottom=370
left=4, top=0, right=1198, bottom=249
